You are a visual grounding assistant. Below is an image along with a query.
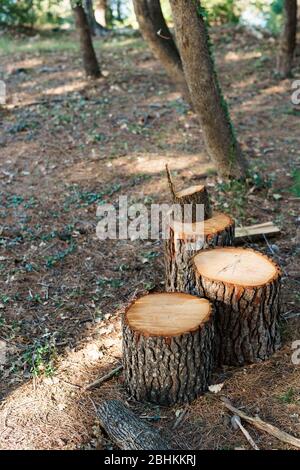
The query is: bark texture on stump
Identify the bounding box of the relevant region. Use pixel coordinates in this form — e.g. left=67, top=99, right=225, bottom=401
left=193, top=247, right=282, bottom=366
left=73, top=4, right=101, bottom=78
left=132, top=0, right=190, bottom=102
left=165, top=213, right=235, bottom=293
left=123, top=292, right=214, bottom=405
left=169, top=0, right=248, bottom=178
left=277, top=0, right=298, bottom=78
left=97, top=400, right=172, bottom=450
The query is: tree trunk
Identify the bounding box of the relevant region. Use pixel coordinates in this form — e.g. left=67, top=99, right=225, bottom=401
left=95, top=0, right=108, bottom=27
left=123, top=292, right=214, bottom=405
left=169, top=0, right=248, bottom=179
left=73, top=3, right=101, bottom=78
left=165, top=213, right=235, bottom=293
left=277, top=0, right=298, bottom=78
left=193, top=247, right=282, bottom=366
left=84, top=0, right=107, bottom=36
left=97, top=400, right=172, bottom=450
left=132, top=0, right=190, bottom=103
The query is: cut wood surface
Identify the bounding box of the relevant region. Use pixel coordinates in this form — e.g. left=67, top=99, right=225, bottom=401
left=97, top=400, right=172, bottom=450
left=123, top=292, right=214, bottom=405
left=235, top=221, right=280, bottom=240
left=193, top=247, right=282, bottom=365
left=166, top=165, right=212, bottom=221
left=165, top=212, right=235, bottom=293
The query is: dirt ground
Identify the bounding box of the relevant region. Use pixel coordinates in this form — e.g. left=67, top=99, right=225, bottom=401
left=0, top=25, right=299, bottom=450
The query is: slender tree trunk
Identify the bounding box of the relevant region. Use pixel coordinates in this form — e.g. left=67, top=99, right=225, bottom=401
left=132, top=0, right=190, bottom=103
left=73, top=3, right=101, bottom=78
left=169, top=0, right=248, bottom=179
left=95, top=0, right=108, bottom=27
left=277, top=0, right=298, bottom=78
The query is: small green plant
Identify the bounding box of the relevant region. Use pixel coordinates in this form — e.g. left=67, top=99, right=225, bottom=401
left=278, top=388, right=296, bottom=404
left=22, top=339, right=57, bottom=377
left=96, top=277, right=124, bottom=289
left=290, top=169, right=300, bottom=197
left=45, top=241, right=76, bottom=268
left=142, top=251, right=159, bottom=260
left=214, top=179, right=247, bottom=219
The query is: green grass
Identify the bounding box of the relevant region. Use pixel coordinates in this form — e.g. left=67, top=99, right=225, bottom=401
left=0, top=34, right=79, bottom=55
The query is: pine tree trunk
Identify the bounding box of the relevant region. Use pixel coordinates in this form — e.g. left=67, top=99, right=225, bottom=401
left=277, top=0, right=298, bottom=78
left=193, top=247, right=282, bottom=366
left=122, top=292, right=214, bottom=405
left=97, top=400, right=172, bottom=450
left=73, top=4, right=101, bottom=78
left=165, top=213, right=235, bottom=293
left=169, top=0, right=248, bottom=179
left=132, top=0, right=190, bottom=103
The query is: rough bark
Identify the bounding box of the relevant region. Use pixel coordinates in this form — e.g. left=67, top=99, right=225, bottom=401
left=193, top=247, right=282, bottom=366
left=123, top=293, right=214, bottom=405
left=169, top=0, right=248, bottom=178
left=277, top=0, right=298, bottom=78
left=73, top=4, right=101, bottom=78
left=132, top=0, right=190, bottom=102
left=166, top=169, right=212, bottom=221
left=97, top=400, right=172, bottom=450
left=165, top=213, right=235, bottom=293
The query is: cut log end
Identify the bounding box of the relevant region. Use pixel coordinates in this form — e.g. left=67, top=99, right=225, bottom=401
left=165, top=212, right=235, bottom=294
left=193, top=247, right=282, bottom=366
left=123, top=292, right=214, bottom=405
left=194, top=246, right=281, bottom=288
left=175, top=184, right=205, bottom=198
left=171, top=212, right=234, bottom=241
left=125, top=292, right=212, bottom=337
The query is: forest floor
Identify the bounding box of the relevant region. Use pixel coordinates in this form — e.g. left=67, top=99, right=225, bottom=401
left=0, top=25, right=299, bottom=450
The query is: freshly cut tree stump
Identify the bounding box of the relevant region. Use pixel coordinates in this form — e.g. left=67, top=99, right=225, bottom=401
left=97, top=400, right=172, bottom=450
left=166, top=167, right=212, bottom=221
left=172, top=185, right=212, bottom=221
left=193, top=247, right=282, bottom=366
left=123, top=292, right=214, bottom=405
left=165, top=212, right=235, bottom=293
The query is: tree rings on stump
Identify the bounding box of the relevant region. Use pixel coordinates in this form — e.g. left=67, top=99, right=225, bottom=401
left=165, top=212, right=235, bottom=293
left=122, top=292, right=214, bottom=405
left=193, top=247, right=282, bottom=366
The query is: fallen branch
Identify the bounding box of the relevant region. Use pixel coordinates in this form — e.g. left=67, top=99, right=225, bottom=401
left=97, top=400, right=172, bottom=450
left=85, top=365, right=123, bottom=390
left=231, top=414, right=259, bottom=450
left=221, top=397, right=300, bottom=449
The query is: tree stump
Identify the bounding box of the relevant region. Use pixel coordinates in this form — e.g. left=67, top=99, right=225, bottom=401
left=193, top=247, right=282, bottom=366
left=172, top=184, right=212, bottom=221
left=165, top=212, right=235, bottom=293
left=166, top=166, right=212, bottom=222
left=97, top=400, right=172, bottom=450
left=122, top=292, right=214, bottom=405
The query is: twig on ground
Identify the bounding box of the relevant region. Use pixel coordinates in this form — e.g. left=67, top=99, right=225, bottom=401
left=221, top=396, right=300, bottom=449
left=231, top=415, right=259, bottom=450
left=85, top=365, right=123, bottom=390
